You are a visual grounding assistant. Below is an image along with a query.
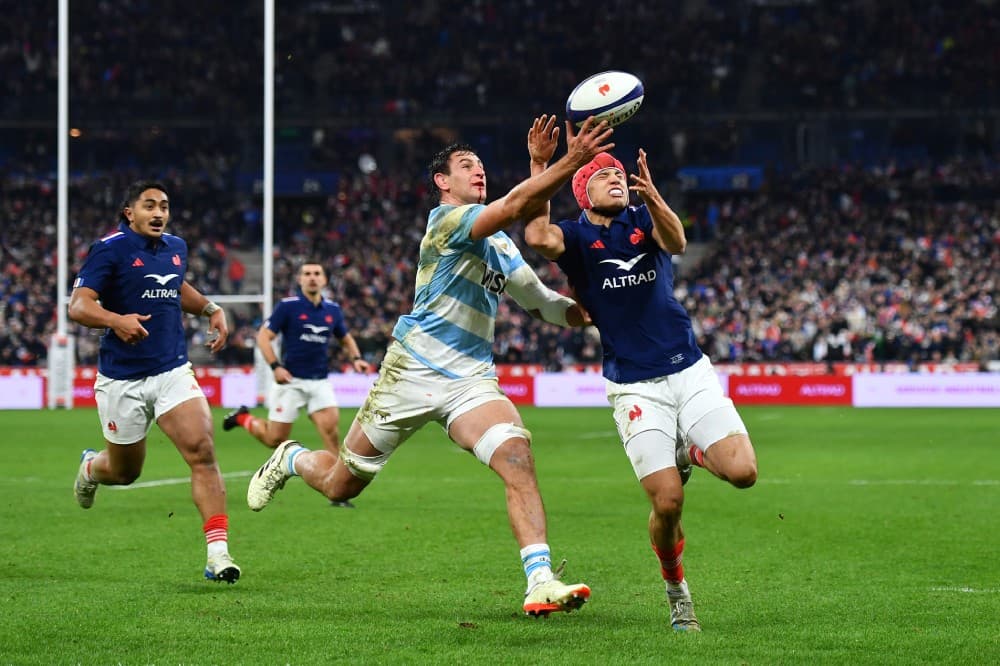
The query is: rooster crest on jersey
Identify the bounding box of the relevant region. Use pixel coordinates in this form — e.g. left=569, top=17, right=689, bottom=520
left=566, top=71, right=644, bottom=128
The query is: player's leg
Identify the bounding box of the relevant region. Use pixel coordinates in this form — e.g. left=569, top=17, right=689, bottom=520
left=75, top=375, right=151, bottom=507
left=158, top=397, right=226, bottom=519
left=306, top=404, right=355, bottom=507
left=304, top=378, right=342, bottom=455
left=692, top=431, right=757, bottom=488
left=291, top=417, right=377, bottom=500
left=224, top=382, right=300, bottom=447
left=248, top=346, right=418, bottom=510
left=155, top=365, right=239, bottom=583
left=449, top=399, right=542, bottom=544
left=74, top=439, right=147, bottom=508
left=610, top=379, right=699, bottom=630
left=309, top=407, right=341, bottom=453
left=448, top=394, right=590, bottom=616
left=634, top=443, right=700, bottom=632
left=675, top=357, right=758, bottom=488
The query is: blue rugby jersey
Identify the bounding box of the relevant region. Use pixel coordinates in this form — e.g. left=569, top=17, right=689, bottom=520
left=393, top=203, right=530, bottom=379
left=72, top=222, right=189, bottom=380
left=555, top=205, right=703, bottom=383
left=265, top=293, right=349, bottom=379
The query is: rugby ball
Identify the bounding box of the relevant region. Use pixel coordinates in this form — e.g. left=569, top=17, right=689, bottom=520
left=566, top=71, right=644, bottom=128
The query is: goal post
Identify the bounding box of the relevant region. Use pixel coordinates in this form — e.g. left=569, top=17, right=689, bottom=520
left=50, top=0, right=277, bottom=408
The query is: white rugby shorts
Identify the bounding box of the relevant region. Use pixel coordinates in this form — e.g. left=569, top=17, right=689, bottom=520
left=606, top=355, right=748, bottom=479
left=267, top=377, right=338, bottom=423
left=94, top=362, right=206, bottom=445
left=357, top=341, right=509, bottom=454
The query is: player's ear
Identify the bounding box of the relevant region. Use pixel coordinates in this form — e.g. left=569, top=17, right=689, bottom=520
left=433, top=171, right=450, bottom=191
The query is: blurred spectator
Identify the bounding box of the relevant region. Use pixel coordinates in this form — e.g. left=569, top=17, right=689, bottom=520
left=228, top=257, right=246, bottom=294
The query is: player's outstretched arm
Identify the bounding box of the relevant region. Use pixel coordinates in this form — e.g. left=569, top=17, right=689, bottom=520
left=68, top=286, right=151, bottom=344
left=505, top=264, right=590, bottom=327
left=180, top=281, right=229, bottom=353
left=470, top=116, right=614, bottom=240
left=630, top=148, right=686, bottom=255
left=521, top=114, right=559, bottom=229
left=523, top=115, right=569, bottom=260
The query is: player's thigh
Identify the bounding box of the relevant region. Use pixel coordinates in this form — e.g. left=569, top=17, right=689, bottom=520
left=264, top=420, right=294, bottom=443
left=267, top=381, right=306, bottom=423
left=94, top=373, right=154, bottom=445
left=447, top=395, right=522, bottom=451
left=672, top=356, right=749, bottom=449
left=153, top=368, right=215, bottom=464
left=309, top=406, right=340, bottom=436
left=157, top=397, right=214, bottom=463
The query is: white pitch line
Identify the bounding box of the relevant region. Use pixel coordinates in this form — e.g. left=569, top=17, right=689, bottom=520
left=111, top=470, right=254, bottom=490
left=929, top=587, right=998, bottom=594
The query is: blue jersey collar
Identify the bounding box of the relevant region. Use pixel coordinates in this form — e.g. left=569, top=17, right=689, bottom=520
left=578, top=207, right=630, bottom=228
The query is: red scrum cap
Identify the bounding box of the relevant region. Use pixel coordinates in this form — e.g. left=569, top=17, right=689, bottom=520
left=572, top=152, right=625, bottom=210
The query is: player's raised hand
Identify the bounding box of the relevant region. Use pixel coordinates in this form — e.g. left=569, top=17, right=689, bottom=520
left=628, top=149, right=664, bottom=205
left=528, top=115, right=560, bottom=165
left=205, top=308, right=229, bottom=354
left=113, top=313, right=151, bottom=345
left=564, top=116, right=615, bottom=167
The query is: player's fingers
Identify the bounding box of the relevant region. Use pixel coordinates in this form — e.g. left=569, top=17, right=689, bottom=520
left=596, top=139, right=616, bottom=154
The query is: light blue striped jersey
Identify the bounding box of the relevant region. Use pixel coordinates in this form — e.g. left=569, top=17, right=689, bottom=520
left=393, top=203, right=528, bottom=378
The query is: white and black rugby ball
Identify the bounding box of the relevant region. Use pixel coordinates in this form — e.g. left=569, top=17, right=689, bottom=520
left=566, top=71, right=644, bottom=128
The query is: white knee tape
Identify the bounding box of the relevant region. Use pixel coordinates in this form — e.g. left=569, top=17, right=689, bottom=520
left=473, top=423, right=531, bottom=465
left=339, top=446, right=391, bottom=482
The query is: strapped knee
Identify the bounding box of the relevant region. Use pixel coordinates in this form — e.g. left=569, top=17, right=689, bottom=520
left=473, top=423, right=531, bottom=465
left=339, top=446, right=390, bottom=482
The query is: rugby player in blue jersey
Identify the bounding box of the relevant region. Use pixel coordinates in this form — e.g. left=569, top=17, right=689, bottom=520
left=69, top=180, right=241, bottom=583
left=223, top=261, right=370, bottom=507
left=524, top=150, right=759, bottom=631
left=247, top=115, right=612, bottom=616
left=223, top=261, right=370, bottom=452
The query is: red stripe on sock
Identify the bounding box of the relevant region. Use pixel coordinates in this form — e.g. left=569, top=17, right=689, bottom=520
left=203, top=514, right=229, bottom=544
left=690, top=446, right=705, bottom=467
left=236, top=412, right=253, bottom=429
left=652, top=538, right=685, bottom=583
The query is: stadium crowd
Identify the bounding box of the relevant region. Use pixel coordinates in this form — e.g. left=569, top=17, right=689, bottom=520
left=3, top=151, right=996, bottom=371
left=3, top=1, right=999, bottom=120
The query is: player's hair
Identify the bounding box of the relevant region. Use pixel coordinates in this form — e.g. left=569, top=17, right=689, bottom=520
left=428, top=142, right=476, bottom=193
left=297, top=260, right=327, bottom=276
left=121, top=180, right=168, bottom=220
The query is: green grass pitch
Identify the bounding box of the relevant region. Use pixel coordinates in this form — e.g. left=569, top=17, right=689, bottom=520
left=0, top=406, right=996, bottom=664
